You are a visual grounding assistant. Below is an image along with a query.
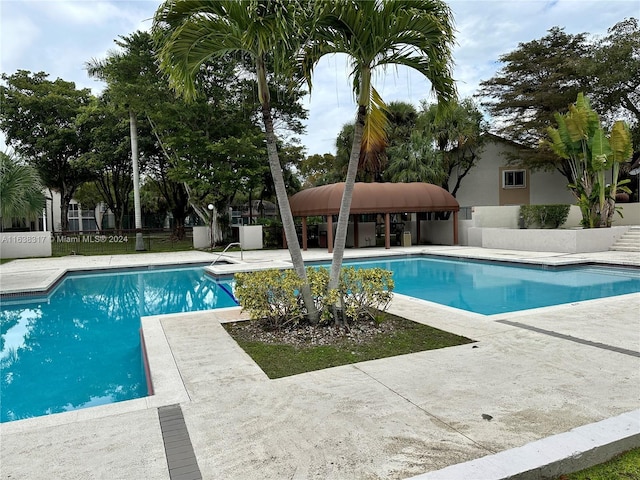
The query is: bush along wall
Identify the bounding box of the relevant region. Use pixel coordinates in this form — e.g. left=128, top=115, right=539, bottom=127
left=520, top=204, right=571, bottom=229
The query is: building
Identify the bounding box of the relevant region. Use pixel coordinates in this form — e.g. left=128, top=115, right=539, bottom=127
left=451, top=134, right=575, bottom=210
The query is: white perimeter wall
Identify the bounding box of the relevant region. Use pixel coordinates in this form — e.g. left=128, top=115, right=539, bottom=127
left=477, top=226, right=629, bottom=253
left=192, top=226, right=211, bottom=249
left=459, top=203, right=640, bottom=252
left=239, top=225, right=263, bottom=250
left=0, top=232, right=52, bottom=259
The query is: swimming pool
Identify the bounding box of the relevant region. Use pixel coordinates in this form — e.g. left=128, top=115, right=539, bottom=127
left=0, top=265, right=237, bottom=423
left=340, top=257, right=640, bottom=315
left=1, top=256, right=638, bottom=423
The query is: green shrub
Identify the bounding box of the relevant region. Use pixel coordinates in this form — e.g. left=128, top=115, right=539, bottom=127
left=235, top=269, right=304, bottom=329
left=520, top=204, right=570, bottom=228
left=336, top=267, right=394, bottom=322
left=234, top=266, right=394, bottom=328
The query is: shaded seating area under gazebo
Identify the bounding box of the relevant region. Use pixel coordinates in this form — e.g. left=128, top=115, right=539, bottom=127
left=288, top=182, right=460, bottom=253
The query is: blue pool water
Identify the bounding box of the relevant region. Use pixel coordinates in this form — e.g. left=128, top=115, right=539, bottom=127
left=1, top=257, right=639, bottom=423
left=341, top=257, right=640, bottom=315
left=0, top=265, right=237, bottom=423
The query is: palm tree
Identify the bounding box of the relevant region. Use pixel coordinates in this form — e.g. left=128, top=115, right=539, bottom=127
left=86, top=33, right=153, bottom=251
left=420, top=98, right=486, bottom=196
left=152, top=0, right=318, bottom=320
left=302, top=0, right=456, bottom=291
left=386, top=131, right=445, bottom=183
left=0, top=151, right=45, bottom=225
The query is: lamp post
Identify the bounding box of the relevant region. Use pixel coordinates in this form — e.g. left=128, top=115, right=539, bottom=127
left=207, top=204, right=214, bottom=250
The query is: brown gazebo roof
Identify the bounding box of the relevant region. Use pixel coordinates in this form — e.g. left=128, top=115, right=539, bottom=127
left=289, top=182, right=459, bottom=217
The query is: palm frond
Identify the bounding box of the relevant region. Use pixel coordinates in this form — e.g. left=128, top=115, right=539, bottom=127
left=0, top=152, right=45, bottom=220
left=360, top=86, right=388, bottom=167
left=153, top=0, right=306, bottom=100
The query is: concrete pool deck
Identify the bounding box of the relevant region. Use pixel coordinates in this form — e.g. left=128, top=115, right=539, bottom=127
left=0, top=246, right=639, bottom=479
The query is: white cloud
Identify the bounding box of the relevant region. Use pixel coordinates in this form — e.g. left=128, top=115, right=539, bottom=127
left=37, top=0, right=124, bottom=25
left=0, top=12, right=40, bottom=70
left=1, top=0, right=637, bottom=156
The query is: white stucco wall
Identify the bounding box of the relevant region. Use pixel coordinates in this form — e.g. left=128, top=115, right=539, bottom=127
left=451, top=137, right=574, bottom=207
left=0, top=232, right=52, bottom=259
left=419, top=219, right=454, bottom=245
left=479, top=226, right=629, bottom=253
left=452, top=140, right=502, bottom=207
left=614, top=203, right=640, bottom=226
left=192, top=226, right=211, bottom=249
left=529, top=170, right=574, bottom=204
left=239, top=225, right=263, bottom=250
left=346, top=222, right=376, bottom=248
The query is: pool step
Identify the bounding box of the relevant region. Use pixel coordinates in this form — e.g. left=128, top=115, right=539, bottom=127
left=610, top=226, right=640, bottom=252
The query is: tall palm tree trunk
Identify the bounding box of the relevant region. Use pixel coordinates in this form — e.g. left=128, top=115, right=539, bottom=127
left=256, top=58, right=318, bottom=322
left=328, top=69, right=371, bottom=291
left=129, top=109, right=145, bottom=251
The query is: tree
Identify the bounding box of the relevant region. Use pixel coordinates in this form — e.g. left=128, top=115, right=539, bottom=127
left=386, top=101, right=419, bottom=149
left=153, top=0, right=318, bottom=320
left=0, top=151, right=45, bottom=226
left=302, top=0, right=456, bottom=293
left=588, top=18, right=640, bottom=146
left=76, top=97, right=134, bottom=231
left=546, top=93, right=633, bottom=227
left=477, top=27, right=591, bottom=178
left=142, top=52, right=285, bottom=242
left=419, top=98, right=487, bottom=197
left=385, top=131, right=444, bottom=183
left=298, top=153, right=338, bottom=187
left=477, top=20, right=640, bottom=180
left=0, top=71, right=94, bottom=231
left=334, top=102, right=420, bottom=183
left=86, top=32, right=159, bottom=250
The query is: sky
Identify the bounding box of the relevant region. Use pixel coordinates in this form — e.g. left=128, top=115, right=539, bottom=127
left=1, top=0, right=638, bottom=156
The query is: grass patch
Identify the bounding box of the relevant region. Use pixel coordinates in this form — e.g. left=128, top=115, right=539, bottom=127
left=557, top=447, right=640, bottom=479
left=224, top=312, right=474, bottom=379
left=51, top=232, right=195, bottom=256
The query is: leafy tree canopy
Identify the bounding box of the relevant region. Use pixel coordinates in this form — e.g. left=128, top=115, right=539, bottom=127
left=477, top=28, right=589, bottom=169
left=417, top=98, right=487, bottom=196
left=0, top=70, right=95, bottom=231
left=588, top=17, right=640, bottom=142
left=75, top=97, right=134, bottom=230
left=298, top=152, right=339, bottom=187
left=477, top=19, right=639, bottom=180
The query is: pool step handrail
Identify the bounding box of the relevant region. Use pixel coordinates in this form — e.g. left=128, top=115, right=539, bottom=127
left=210, top=242, right=243, bottom=266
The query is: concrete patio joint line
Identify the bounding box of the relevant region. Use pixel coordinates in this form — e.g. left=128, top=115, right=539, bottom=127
left=496, top=320, right=640, bottom=358
left=352, top=364, right=497, bottom=456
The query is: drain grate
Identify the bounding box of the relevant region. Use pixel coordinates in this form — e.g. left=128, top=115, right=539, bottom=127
left=158, top=404, right=202, bottom=480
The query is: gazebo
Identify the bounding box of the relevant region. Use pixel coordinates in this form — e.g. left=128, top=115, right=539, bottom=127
left=288, top=182, right=460, bottom=252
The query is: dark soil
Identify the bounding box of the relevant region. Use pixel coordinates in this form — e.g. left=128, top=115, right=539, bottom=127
left=226, top=314, right=401, bottom=347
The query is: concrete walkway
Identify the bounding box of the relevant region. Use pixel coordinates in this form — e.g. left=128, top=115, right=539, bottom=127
left=1, top=246, right=639, bottom=479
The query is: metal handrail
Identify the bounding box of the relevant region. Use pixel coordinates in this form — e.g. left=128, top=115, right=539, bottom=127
left=210, top=242, right=243, bottom=266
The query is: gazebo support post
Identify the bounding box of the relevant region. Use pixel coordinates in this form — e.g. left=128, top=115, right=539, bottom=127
left=353, top=215, right=359, bottom=248
left=453, top=210, right=459, bottom=245
left=416, top=212, right=422, bottom=245
left=327, top=215, right=334, bottom=254
left=384, top=212, right=391, bottom=249
left=302, top=217, right=308, bottom=251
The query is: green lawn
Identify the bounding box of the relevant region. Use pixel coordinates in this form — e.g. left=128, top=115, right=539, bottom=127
left=224, top=313, right=474, bottom=379
left=51, top=232, right=195, bottom=256
left=557, top=447, right=640, bottom=479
